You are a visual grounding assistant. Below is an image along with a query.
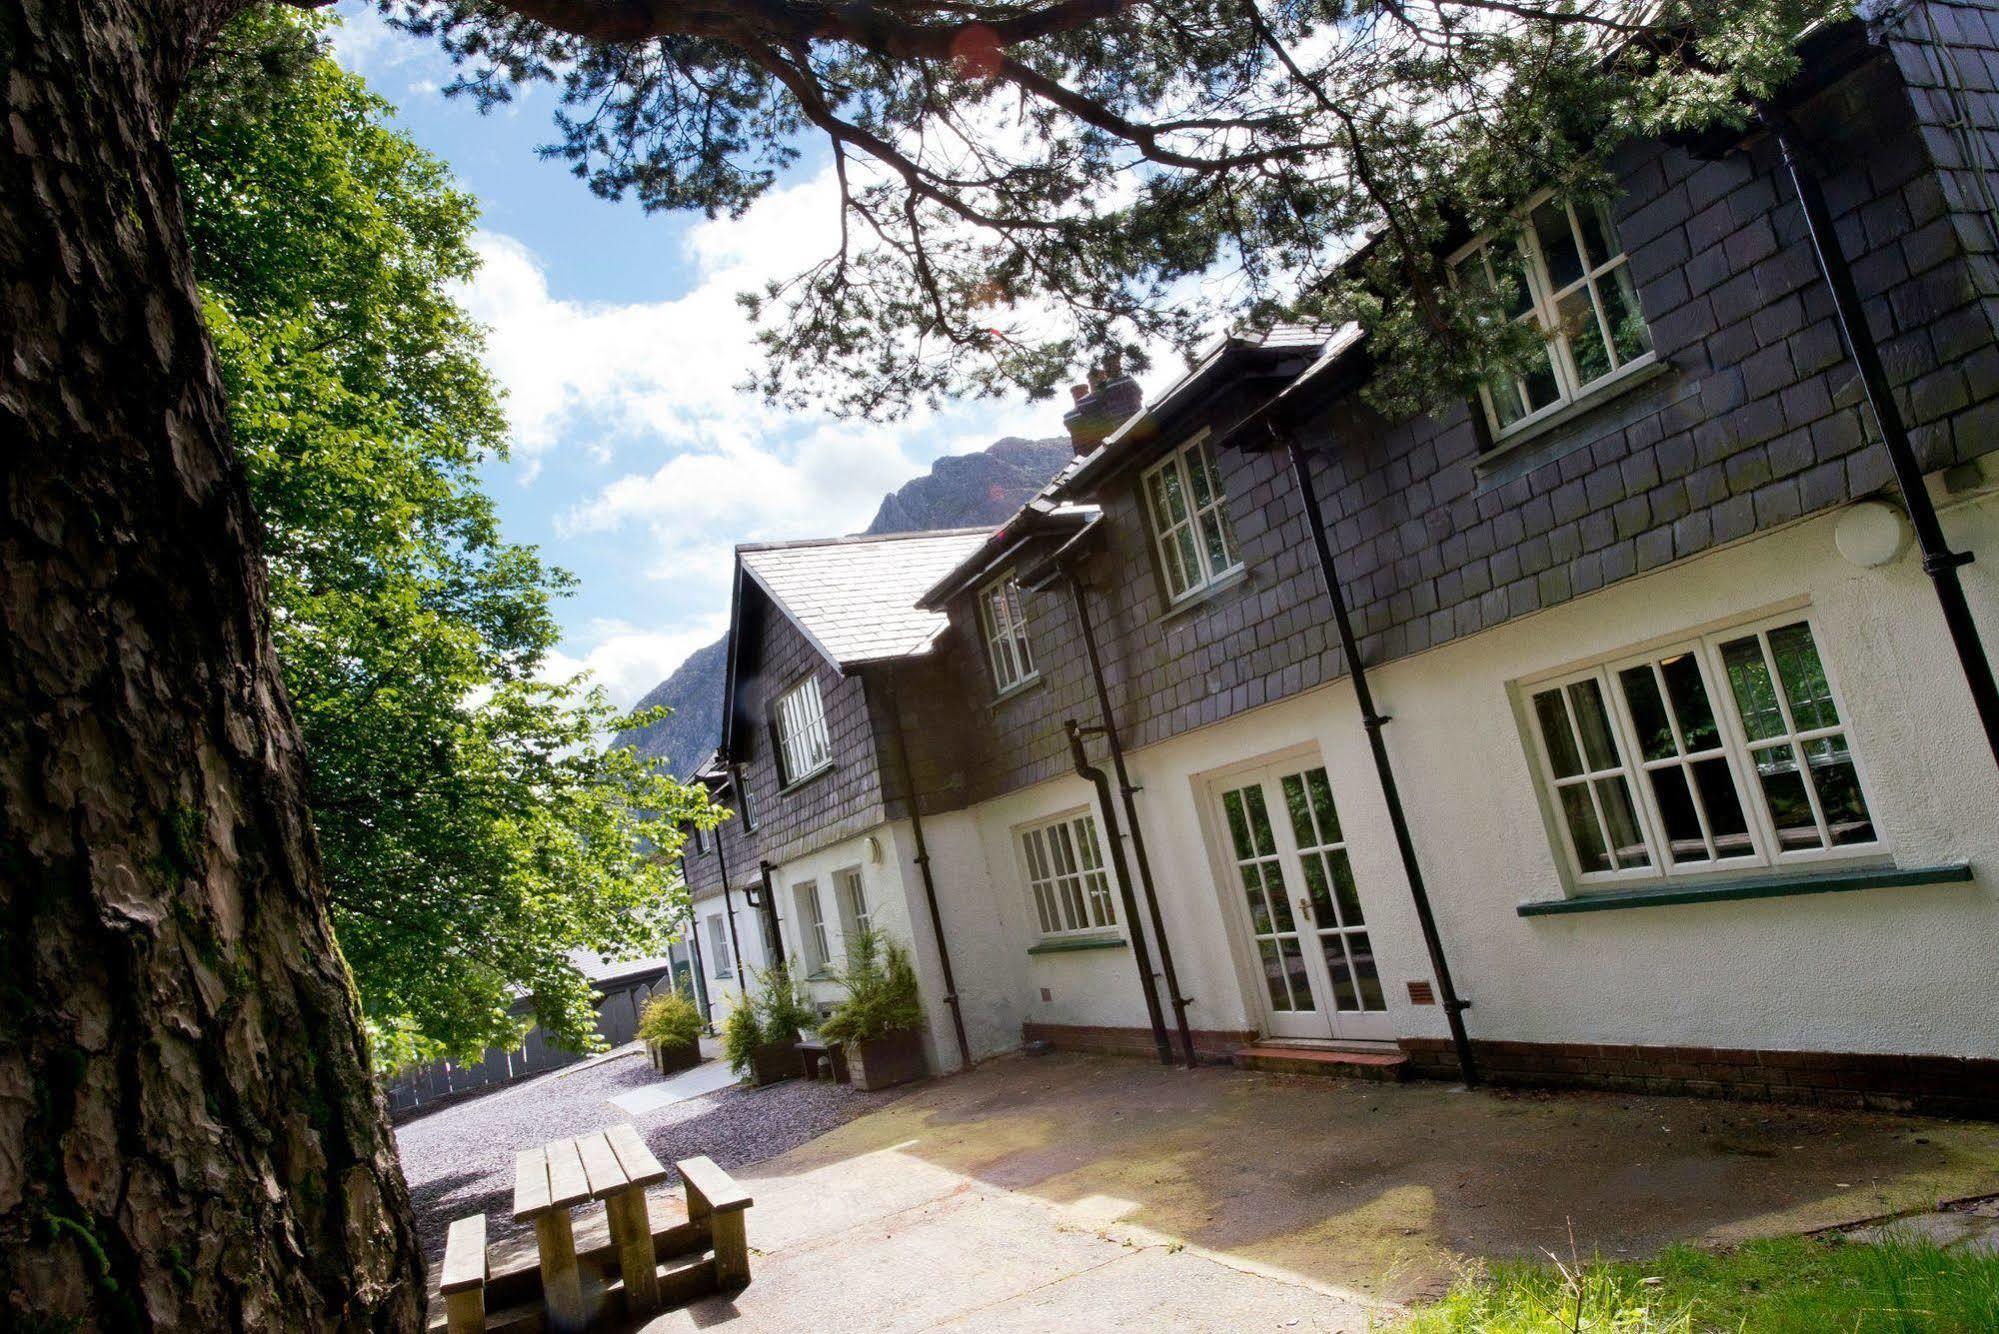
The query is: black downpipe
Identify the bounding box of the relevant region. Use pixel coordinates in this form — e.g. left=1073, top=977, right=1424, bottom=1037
left=1064, top=719, right=1172, bottom=1066
left=1765, top=110, right=1999, bottom=776
left=1066, top=575, right=1199, bottom=1067
left=883, top=665, right=973, bottom=1071
left=711, top=820, right=749, bottom=998
left=679, top=850, right=715, bottom=1027
left=1282, top=432, right=1480, bottom=1086
left=757, top=858, right=784, bottom=965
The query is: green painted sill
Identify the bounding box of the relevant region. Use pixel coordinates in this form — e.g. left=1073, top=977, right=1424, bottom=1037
left=1028, top=934, right=1127, bottom=955
left=1517, top=863, right=1973, bottom=918
left=805, top=970, right=835, bottom=982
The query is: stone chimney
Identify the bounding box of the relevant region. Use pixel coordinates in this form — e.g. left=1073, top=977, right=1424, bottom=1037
left=1062, top=352, right=1144, bottom=454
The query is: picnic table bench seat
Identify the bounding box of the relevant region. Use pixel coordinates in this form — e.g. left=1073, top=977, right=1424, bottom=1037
left=437, top=1133, right=756, bottom=1332
left=440, top=1213, right=487, bottom=1334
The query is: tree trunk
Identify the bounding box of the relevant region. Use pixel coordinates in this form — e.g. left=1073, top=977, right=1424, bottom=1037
left=0, top=0, right=425, bottom=1326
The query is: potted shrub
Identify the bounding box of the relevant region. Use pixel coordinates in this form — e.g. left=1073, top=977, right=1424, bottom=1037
left=725, top=964, right=813, bottom=1087
left=638, top=989, right=704, bottom=1074
left=821, top=929, right=929, bottom=1092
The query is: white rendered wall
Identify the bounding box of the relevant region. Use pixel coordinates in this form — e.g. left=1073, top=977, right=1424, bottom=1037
left=953, top=482, right=1999, bottom=1060
left=688, top=883, right=764, bottom=1019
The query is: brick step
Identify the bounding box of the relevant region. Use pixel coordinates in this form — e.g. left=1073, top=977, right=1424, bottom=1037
left=1232, top=1044, right=1410, bottom=1081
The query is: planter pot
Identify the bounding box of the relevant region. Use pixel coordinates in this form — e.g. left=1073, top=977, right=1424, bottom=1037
left=846, top=1029, right=928, bottom=1092
left=646, top=1038, right=701, bottom=1075
left=747, top=1039, right=801, bottom=1087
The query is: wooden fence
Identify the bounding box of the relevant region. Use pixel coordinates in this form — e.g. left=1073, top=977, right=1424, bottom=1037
left=383, top=967, right=679, bottom=1119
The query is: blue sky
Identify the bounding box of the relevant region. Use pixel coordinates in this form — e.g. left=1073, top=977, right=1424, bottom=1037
left=330, top=6, right=1052, bottom=709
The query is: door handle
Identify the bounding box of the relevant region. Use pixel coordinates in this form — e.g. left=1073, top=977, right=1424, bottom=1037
left=1297, top=897, right=1311, bottom=921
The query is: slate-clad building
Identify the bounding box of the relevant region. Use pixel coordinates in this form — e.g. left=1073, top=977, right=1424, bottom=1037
left=680, top=2, right=1999, bottom=1115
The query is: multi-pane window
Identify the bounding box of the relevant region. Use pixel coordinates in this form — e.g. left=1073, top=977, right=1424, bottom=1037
left=793, top=880, right=831, bottom=974
left=773, top=674, right=833, bottom=785
left=1525, top=615, right=1878, bottom=887
left=707, top=914, right=732, bottom=978
left=690, top=825, right=707, bottom=855
left=979, top=574, right=1038, bottom=694
left=834, top=867, right=871, bottom=943
left=1280, top=768, right=1386, bottom=1013
left=1453, top=194, right=1654, bottom=440
left=1019, top=812, right=1119, bottom=937
left=1142, top=435, right=1242, bottom=603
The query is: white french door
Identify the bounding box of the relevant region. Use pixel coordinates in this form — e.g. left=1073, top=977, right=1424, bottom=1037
left=1212, top=760, right=1393, bottom=1042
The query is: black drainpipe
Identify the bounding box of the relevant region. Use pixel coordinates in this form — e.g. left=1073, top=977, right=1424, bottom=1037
left=1065, top=719, right=1172, bottom=1065
left=1065, top=575, right=1199, bottom=1067
left=882, top=664, right=972, bottom=1071
left=757, top=859, right=785, bottom=966
left=679, top=849, right=715, bottom=1027
left=711, top=816, right=749, bottom=998
left=1762, top=108, right=1999, bottom=775
left=1280, top=429, right=1480, bottom=1086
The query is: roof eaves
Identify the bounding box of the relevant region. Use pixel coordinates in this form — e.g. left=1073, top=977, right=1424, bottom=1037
left=1056, top=329, right=1341, bottom=500
left=916, top=503, right=1100, bottom=610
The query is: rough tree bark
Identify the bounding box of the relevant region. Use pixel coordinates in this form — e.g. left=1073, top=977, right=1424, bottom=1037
left=0, top=0, right=426, bottom=1326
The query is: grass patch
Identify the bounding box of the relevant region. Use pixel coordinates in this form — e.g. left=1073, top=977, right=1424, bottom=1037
left=1398, top=1233, right=1999, bottom=1332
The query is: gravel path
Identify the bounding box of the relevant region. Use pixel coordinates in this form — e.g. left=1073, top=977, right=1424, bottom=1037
left=395, top=1045, right=892, bottom=1262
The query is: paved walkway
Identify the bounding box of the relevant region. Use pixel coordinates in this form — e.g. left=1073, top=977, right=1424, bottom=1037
left=627, top=1052, right=1999, bottom=1332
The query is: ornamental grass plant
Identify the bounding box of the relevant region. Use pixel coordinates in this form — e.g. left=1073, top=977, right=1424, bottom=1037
left=820, top=928, right=922, bottom=1045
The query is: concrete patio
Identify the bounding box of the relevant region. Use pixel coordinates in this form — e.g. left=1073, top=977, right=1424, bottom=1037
left=600, top=1051, right=1999, bottom=1330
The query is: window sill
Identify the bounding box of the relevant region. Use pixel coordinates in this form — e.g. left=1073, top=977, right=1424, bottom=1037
left=776, top=763, right=835, bottom=797
left=1152, top=567, right=1252, bottom=628
left=804, top=969, right=835, bottom=982
left=992, top=675, right=1045, bottom=707
left=1478, top=356, right=1670, bottom=473
left=1027, top=934, right=1128, bottom=955
left=1516, top=863, right=1972, bottom=917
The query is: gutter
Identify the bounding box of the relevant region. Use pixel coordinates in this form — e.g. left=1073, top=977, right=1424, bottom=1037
left=1064, top=575, right=1199, bottom=1067
left=756, top=857, right=784, bottom=967
left=881, top=662, right=973, bottom=1071
left=1758, top=105, right=1999, bottom=776
left=679, top=849, right=716, bottom=1028
left=1063, top=719, right=1172, bottom=1066
left=1276, top=427, right=1479, bottom=1086
left=710, top=814, right=750, bottom=999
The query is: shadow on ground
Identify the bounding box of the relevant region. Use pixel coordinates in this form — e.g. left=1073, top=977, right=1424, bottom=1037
left=619, top=1052, right=1999, bottom=1332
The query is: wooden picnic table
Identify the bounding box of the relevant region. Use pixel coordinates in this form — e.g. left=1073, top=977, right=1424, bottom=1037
left=513, top=1125, right=670, bottom=1331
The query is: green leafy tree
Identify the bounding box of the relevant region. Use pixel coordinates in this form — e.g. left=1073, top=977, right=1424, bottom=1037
left=172, top=8, right=718, bottom=1068
left=388, top=0, right=1842, bottom=416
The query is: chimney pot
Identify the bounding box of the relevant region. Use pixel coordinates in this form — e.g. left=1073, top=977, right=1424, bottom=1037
left=1062, top=360, right=1144, bottom=456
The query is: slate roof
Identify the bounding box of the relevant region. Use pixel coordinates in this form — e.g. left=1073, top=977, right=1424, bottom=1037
left=739, top=527, right=995, bottom=669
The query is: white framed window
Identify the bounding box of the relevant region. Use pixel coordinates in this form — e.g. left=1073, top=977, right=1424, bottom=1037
left=979, top=573, right=1038, bottom=694
left=1017, top=811, right=1119, bottom=938
left=1523, top=613, right=1880, bottom=888
left=834, top=867, right=871, bottom=943
left=706, top=914, right=732, bottom=978
left=1141, top=434, right=1242, bottom=603
left=772, top=674, right=833, bottom=785
left=793, top=880, right=831, bottom=974
left=1452, top=193, right=1654, bottom=441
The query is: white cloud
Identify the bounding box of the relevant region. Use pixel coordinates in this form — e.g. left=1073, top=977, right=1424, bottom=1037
left=540, top=615, right=732, bottom=713
left=456, top=164, right=1049, bottom=574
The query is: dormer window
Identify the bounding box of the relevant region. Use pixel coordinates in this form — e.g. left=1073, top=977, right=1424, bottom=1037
left=979, top=573, right=1038, bottom=695
left=772, top=674, right=833, bottom=786
left=1142, top=434, right=1242, bottom=603
left=1453, top=194, right=1654, bottom=442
